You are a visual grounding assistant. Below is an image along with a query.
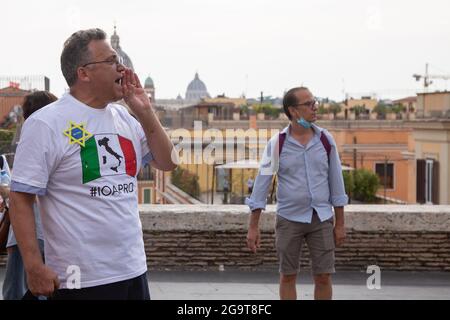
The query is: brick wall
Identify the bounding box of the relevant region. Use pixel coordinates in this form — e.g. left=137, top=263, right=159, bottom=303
left=2, top=205, right=450, bottom=271
left=144, top=230, right=450, bottom=272
left=141, top=205, right=450, bottom=272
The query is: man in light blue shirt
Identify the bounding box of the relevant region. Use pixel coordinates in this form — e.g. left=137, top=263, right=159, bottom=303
left=246, top=87, right=348, bottom=300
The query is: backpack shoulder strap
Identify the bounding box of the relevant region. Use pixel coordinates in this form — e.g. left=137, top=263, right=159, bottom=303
left=279, top=132, right=286, bottom=156
left=320, top=131, right=331, bottom=163
left=269, top=132, right=286, bottom=202
left=280, top=131, right=330, bottom=161
left=271, top=131, right=331, bottom=202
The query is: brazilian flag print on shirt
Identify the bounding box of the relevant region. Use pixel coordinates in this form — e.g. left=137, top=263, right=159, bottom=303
left=80, top=134, right=137, bottom=184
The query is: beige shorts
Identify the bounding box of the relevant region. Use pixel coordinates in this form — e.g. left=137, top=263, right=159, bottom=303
left=275, top=211, right=335, bottom=275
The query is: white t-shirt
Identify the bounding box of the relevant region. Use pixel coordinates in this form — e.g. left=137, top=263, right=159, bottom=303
left=11, top=93, right=151, bottom=289
left=7, top=202, right=44, bottom=247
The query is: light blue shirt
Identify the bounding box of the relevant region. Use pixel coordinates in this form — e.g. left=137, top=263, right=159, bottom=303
left=246, top=124, right=348, bottom=223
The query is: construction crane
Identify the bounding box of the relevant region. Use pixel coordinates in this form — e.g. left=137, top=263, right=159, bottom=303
left=413, top=63, right=450, bottom=92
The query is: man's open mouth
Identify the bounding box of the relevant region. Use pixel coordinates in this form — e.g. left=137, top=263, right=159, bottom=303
left=115, top=77, right=123, bottom=85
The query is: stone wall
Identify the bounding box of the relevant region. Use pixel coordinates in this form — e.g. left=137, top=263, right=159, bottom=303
left=141, top=205, right=450, bottom=272
left=2, top=205, right=449, bottom=272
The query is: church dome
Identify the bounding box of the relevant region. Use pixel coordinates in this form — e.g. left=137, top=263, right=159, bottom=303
left=185, top=73, right=210, bottom=101
left=110, top=26, right=134, bottom=71
left=144, top=76, right=154, bottom=88
left=187, top=73, right=207, bottom=91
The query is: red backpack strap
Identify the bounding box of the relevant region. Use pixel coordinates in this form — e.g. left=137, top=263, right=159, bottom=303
left=279, top=132, right=286, bottom=156
left=279, top=131, right=330, bottom=161
left=320, top=131, right=331, bottom=163
left=270, top=132, right=286, bottom=202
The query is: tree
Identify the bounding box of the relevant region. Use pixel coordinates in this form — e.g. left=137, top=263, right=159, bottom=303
left=240, top=104, right=250, bottom=117
left=253, top=103, right=280, bottom=119
left=350, top=104, right=367, bottom=117
left=317, top=103, right=329, bottom=115
left=391, top=103, right=406, bottom=114
left=171, top=167, right=200, bottom=198
left=352, top=169, right=380, bottom=203
left=328, top=102, right=342, bottom=117
left=372, top=102, right=387, bottom=116
left=342, top=171, right=354, bottom=201
left=0, top=129, right=15, bottom=156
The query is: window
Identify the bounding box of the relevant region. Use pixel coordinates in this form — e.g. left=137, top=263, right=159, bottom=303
left=425, top=160, right=433, bottom=204
left=417, top=159, right=439, bottom=204
left=138, top=164, right=153, bottom=181
left=375, top=163, right=394, bottom=189
left=143, top=188, right=152, bottom=204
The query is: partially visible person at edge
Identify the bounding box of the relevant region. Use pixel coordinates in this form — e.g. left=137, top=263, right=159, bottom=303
left=2, top=91, right=57, bottom=300
left=246, top=86, right=348, bottom=300
left=9, top=28, right=177, bottom=300
left=247, top=177, right=254, bottom=194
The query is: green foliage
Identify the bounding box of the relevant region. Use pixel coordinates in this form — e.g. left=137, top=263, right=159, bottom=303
left=317, top=104, right=329, bottom=115
left=352, top=169, right=380, bottom=203
left=240, top=104, right=249, bottom=116
left=0, top=129, right=15, bottom=155
left=343, top=168, right=380, bottom=203
left=390, top=104, right=406, bottom=114
left=0, top=129, right=14, bottom=143
left=171, top=167, right=200, bottom=198
left=252, top=104, right=263, bottom=113
left=342, top=171, right=354, bottom=198
left=328, top=102, right=342, bottom=116
left=350, top=104, right=367, bottom=116
left=372, top=102, right=387, bottom=115
left=253, top=103, right=281, bottom=118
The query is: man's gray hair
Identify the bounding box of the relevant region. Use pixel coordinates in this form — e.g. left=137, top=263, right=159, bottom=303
left=60, top=28, right=107, bottom=87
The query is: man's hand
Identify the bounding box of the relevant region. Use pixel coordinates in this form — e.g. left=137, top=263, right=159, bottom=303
left=26, top=264, right=60, bottom=297
left=333, top=224, right=346, bottom=247
left=122, top=68, right=152, bottom=117
left=247, top=209, right=262, bottom=253
left=120, top=68, right=177, bottom=171
left=246, top=226, right=261, bottom=253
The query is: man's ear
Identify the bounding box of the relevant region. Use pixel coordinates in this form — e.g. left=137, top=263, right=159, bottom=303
left=76, top=67, right=91, bottom=83
left=288, top=106, right=297, bottom=119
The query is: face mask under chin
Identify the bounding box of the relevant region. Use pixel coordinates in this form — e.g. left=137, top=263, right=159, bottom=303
left=296, top=117, right=312, bottom=129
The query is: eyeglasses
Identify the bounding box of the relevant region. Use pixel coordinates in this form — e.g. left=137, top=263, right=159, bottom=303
left=81, top=55, right=124, bottom=68
left=292, top=99, right=318, bottom=109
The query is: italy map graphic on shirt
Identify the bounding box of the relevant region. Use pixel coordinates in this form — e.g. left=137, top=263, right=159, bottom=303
left=80, top=134, right=137, bottom=184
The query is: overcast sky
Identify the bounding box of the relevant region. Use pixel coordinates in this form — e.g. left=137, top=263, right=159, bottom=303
left=2, top=0, right=449, bottom=101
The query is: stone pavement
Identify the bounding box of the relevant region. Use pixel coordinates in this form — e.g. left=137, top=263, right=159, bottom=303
left=1, top=267, right=449, bottom=300
left=146, top=269, right=450, bottom=300
left=2, top=267, right=448, bottom=300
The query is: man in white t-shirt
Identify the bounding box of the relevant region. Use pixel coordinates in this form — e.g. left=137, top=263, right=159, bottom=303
left=9, top=28, right=176, bottom=299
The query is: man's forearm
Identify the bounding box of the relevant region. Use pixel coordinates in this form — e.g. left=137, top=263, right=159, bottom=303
left=334, top=206, right=344, bottom=226
left=249, top=209, right=262, bottom=228
left=9, top=192, right=43, bottom=272
left=136, top=108, right=176, bottom=171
